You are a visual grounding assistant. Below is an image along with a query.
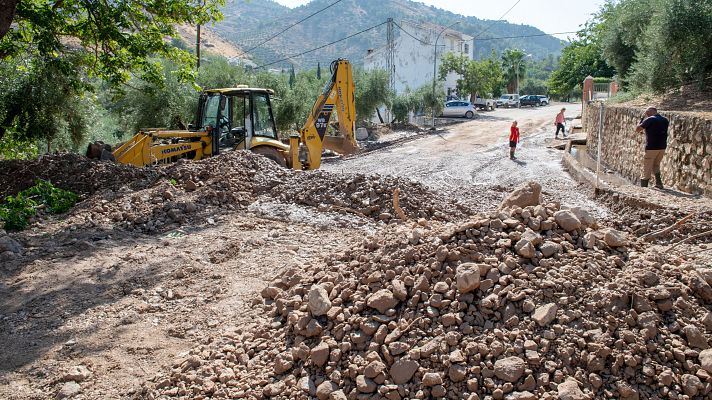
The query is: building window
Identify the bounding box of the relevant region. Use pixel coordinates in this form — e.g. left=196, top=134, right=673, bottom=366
left=450, top=39, right=454, bottom=51
left=464, top=43, right=469, bottom=55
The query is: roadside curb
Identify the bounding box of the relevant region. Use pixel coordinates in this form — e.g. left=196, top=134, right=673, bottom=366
left=561, top=141, right=609, bottom=192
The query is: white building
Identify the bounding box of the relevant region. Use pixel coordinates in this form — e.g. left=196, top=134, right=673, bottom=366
left=365, top=20, right=474, bottom=98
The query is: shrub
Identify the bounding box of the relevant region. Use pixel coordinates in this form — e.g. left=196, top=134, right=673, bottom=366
left=0, top=180, right=78, bottom=231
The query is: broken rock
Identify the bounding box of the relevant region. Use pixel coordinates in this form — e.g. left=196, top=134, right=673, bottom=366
left=63, top=365, right=92, bottom=382
left=554, top=210, right=581, bottom=232
left=499, top=181, right=542, bottom=209
left=310, top=342, right=330, bottom=367
left=699, top=349, right=712, bottom=373
left=56, top=381, right=81, bottom=399
left=569, top=207, right=597, bottom=228
left=494, top=356, right=525, bottom=382
left=308, top=285, right=332, bottom=317
left=356, top=375, right=377, bottom=393
left=367, top=289, right=399, bottom=313
left=455, top=263, right=480, bottom=293
left=422, top=372, right=443, bottom=386
left=390, top=359, right=419, bottom=384
left=316, top=381, right=337, bottom=400
left=514, top=239, right=535, bottom=259
left=557, top=378, right=586, bottom=400
left=602, top=228, right=628, bottom=247
left=540, top=241, right=562, bottom=257
left=683, top=325, right=709, bottom=349
left=532, top=303, right=558, bottom=327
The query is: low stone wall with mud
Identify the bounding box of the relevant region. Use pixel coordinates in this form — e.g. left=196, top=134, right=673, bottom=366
left=583, top=103, right=712, bottom=197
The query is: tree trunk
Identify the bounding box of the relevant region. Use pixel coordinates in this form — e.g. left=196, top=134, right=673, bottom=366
left=0, top=0, right=18, bottom=41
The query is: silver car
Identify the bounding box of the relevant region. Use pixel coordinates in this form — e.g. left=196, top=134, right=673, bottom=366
left=441, top=101, right=476, bottom=119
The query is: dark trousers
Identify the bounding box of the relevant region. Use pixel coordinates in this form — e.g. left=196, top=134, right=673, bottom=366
left=555, top=123, right=565, bottom=136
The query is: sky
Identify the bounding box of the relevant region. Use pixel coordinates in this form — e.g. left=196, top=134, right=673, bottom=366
left=271, top=0, right=606, bottom=39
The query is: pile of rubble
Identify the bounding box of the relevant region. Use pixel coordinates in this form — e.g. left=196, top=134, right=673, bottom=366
left=597, top=190, right=712, bottom=247
left=62, top=151, right=281, bottom=232
left=142, top=183, right=712, bottom=399
left=0, top=153, right=158, bottom=198
left=10, top=151, right=471, bottom=233
left=263, top=171, right=471, bottom=222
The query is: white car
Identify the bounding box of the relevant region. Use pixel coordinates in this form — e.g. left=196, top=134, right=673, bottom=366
left=496, top=94, right=520, bottom=108
left=535, top=95, right=550, bottom=105
left=441, top=101, right=476, bottom=119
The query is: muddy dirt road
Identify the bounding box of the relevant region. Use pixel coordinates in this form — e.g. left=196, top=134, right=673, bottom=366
left=325, top=103, right=607, bottom=217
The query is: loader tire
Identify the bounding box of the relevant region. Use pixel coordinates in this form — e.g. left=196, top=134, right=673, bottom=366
left=252, top=146, right=286, bottom=168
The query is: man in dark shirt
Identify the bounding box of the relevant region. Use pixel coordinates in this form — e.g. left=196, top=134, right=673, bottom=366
left=635, top=107, right=669, bottom=188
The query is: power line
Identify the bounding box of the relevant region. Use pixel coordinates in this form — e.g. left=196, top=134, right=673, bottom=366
left=255, top=21, right=388, bottom=69
left=472, top=0, right=522, bottom=39
left=474, top=31, right=578, bottom=41
left=244, top=0, right=344, bottom=53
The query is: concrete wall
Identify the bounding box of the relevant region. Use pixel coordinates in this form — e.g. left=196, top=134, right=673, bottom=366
left=583, top=102, right=712, bottom=197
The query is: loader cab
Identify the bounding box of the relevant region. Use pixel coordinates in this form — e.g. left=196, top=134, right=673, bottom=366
left=194, top=88, right=279, bottom=155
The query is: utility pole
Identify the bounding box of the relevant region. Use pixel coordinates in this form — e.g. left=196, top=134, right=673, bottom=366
left=196, top=24, right=201, bottom=69
left=386, top=18, right=395, bottom=94
left=385, top=18, right=395, bottom=123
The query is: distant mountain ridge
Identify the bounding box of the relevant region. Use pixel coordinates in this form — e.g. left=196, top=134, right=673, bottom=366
left=211, top=0, right=566, bottom=69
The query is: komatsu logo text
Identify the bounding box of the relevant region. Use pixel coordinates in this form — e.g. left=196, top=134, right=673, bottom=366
left=161, top=144, right=191, bottom=155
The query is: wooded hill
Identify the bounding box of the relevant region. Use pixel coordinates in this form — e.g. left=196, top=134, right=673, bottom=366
left=213, top=0, right=566, bottom=69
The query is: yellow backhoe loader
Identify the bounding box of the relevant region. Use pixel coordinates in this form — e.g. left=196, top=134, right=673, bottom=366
left=90, top=59, right=357, bottom=170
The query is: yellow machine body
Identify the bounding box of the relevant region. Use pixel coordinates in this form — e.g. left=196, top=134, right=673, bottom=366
left=106, top=59, right=358, bottom=169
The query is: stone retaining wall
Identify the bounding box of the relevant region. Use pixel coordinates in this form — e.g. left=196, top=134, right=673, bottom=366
left=583, top=103, right=711, bottom=197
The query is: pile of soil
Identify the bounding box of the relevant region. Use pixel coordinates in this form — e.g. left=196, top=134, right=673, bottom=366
left=263, top=171, right=472, bottom=223
left=7, top=151, right=473, bottom=233
left=597, top=189, right=712, bottom=247
left=141, top=196, right=712, bottom=399
left=60, top=151, right=282, bottom=233
left=0, top=153, right=158, bottom=199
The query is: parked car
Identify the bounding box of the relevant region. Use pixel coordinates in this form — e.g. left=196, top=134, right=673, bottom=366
left=441, top=100, right=476, bottom=119
left=473, top=96, right=495, bottom=111
left=519, top=95, right=542, bottom=107
left=535, top=95, right=549, bottom=105
left=496, top=94, right=520, bottom=108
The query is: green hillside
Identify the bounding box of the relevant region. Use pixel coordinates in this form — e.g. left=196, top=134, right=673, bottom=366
left=211, top=0, right=566, bottom=70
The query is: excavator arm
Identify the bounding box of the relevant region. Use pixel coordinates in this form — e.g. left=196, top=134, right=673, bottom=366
left=296, top=59, right=357, bottom=170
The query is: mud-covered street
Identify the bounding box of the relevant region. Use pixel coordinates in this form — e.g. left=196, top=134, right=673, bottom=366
left=325, top=103, right=606, bottom=216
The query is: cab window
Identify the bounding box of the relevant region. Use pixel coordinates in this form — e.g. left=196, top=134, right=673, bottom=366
left=201, top=95, right=222, bottom=129
left=252, top=93, right=277, bottom=139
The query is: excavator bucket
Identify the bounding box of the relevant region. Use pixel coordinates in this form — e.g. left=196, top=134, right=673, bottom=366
left=323, top=135, right=358, bottom=155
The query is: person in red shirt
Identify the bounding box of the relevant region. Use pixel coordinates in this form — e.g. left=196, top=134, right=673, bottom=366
left=509, top=120, right=520, bottom=159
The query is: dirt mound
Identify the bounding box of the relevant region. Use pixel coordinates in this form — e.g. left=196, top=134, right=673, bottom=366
left=57, top=151, right=284, bottom=232
left=26, top=151, right=470, bottom=233
left=262, top=171, right=472, bottom=223
left=141, top=200, right=712, bottom=399
left=0, top=153, right=158, bottom=199
left=597, top=189, right=712, bottom=247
